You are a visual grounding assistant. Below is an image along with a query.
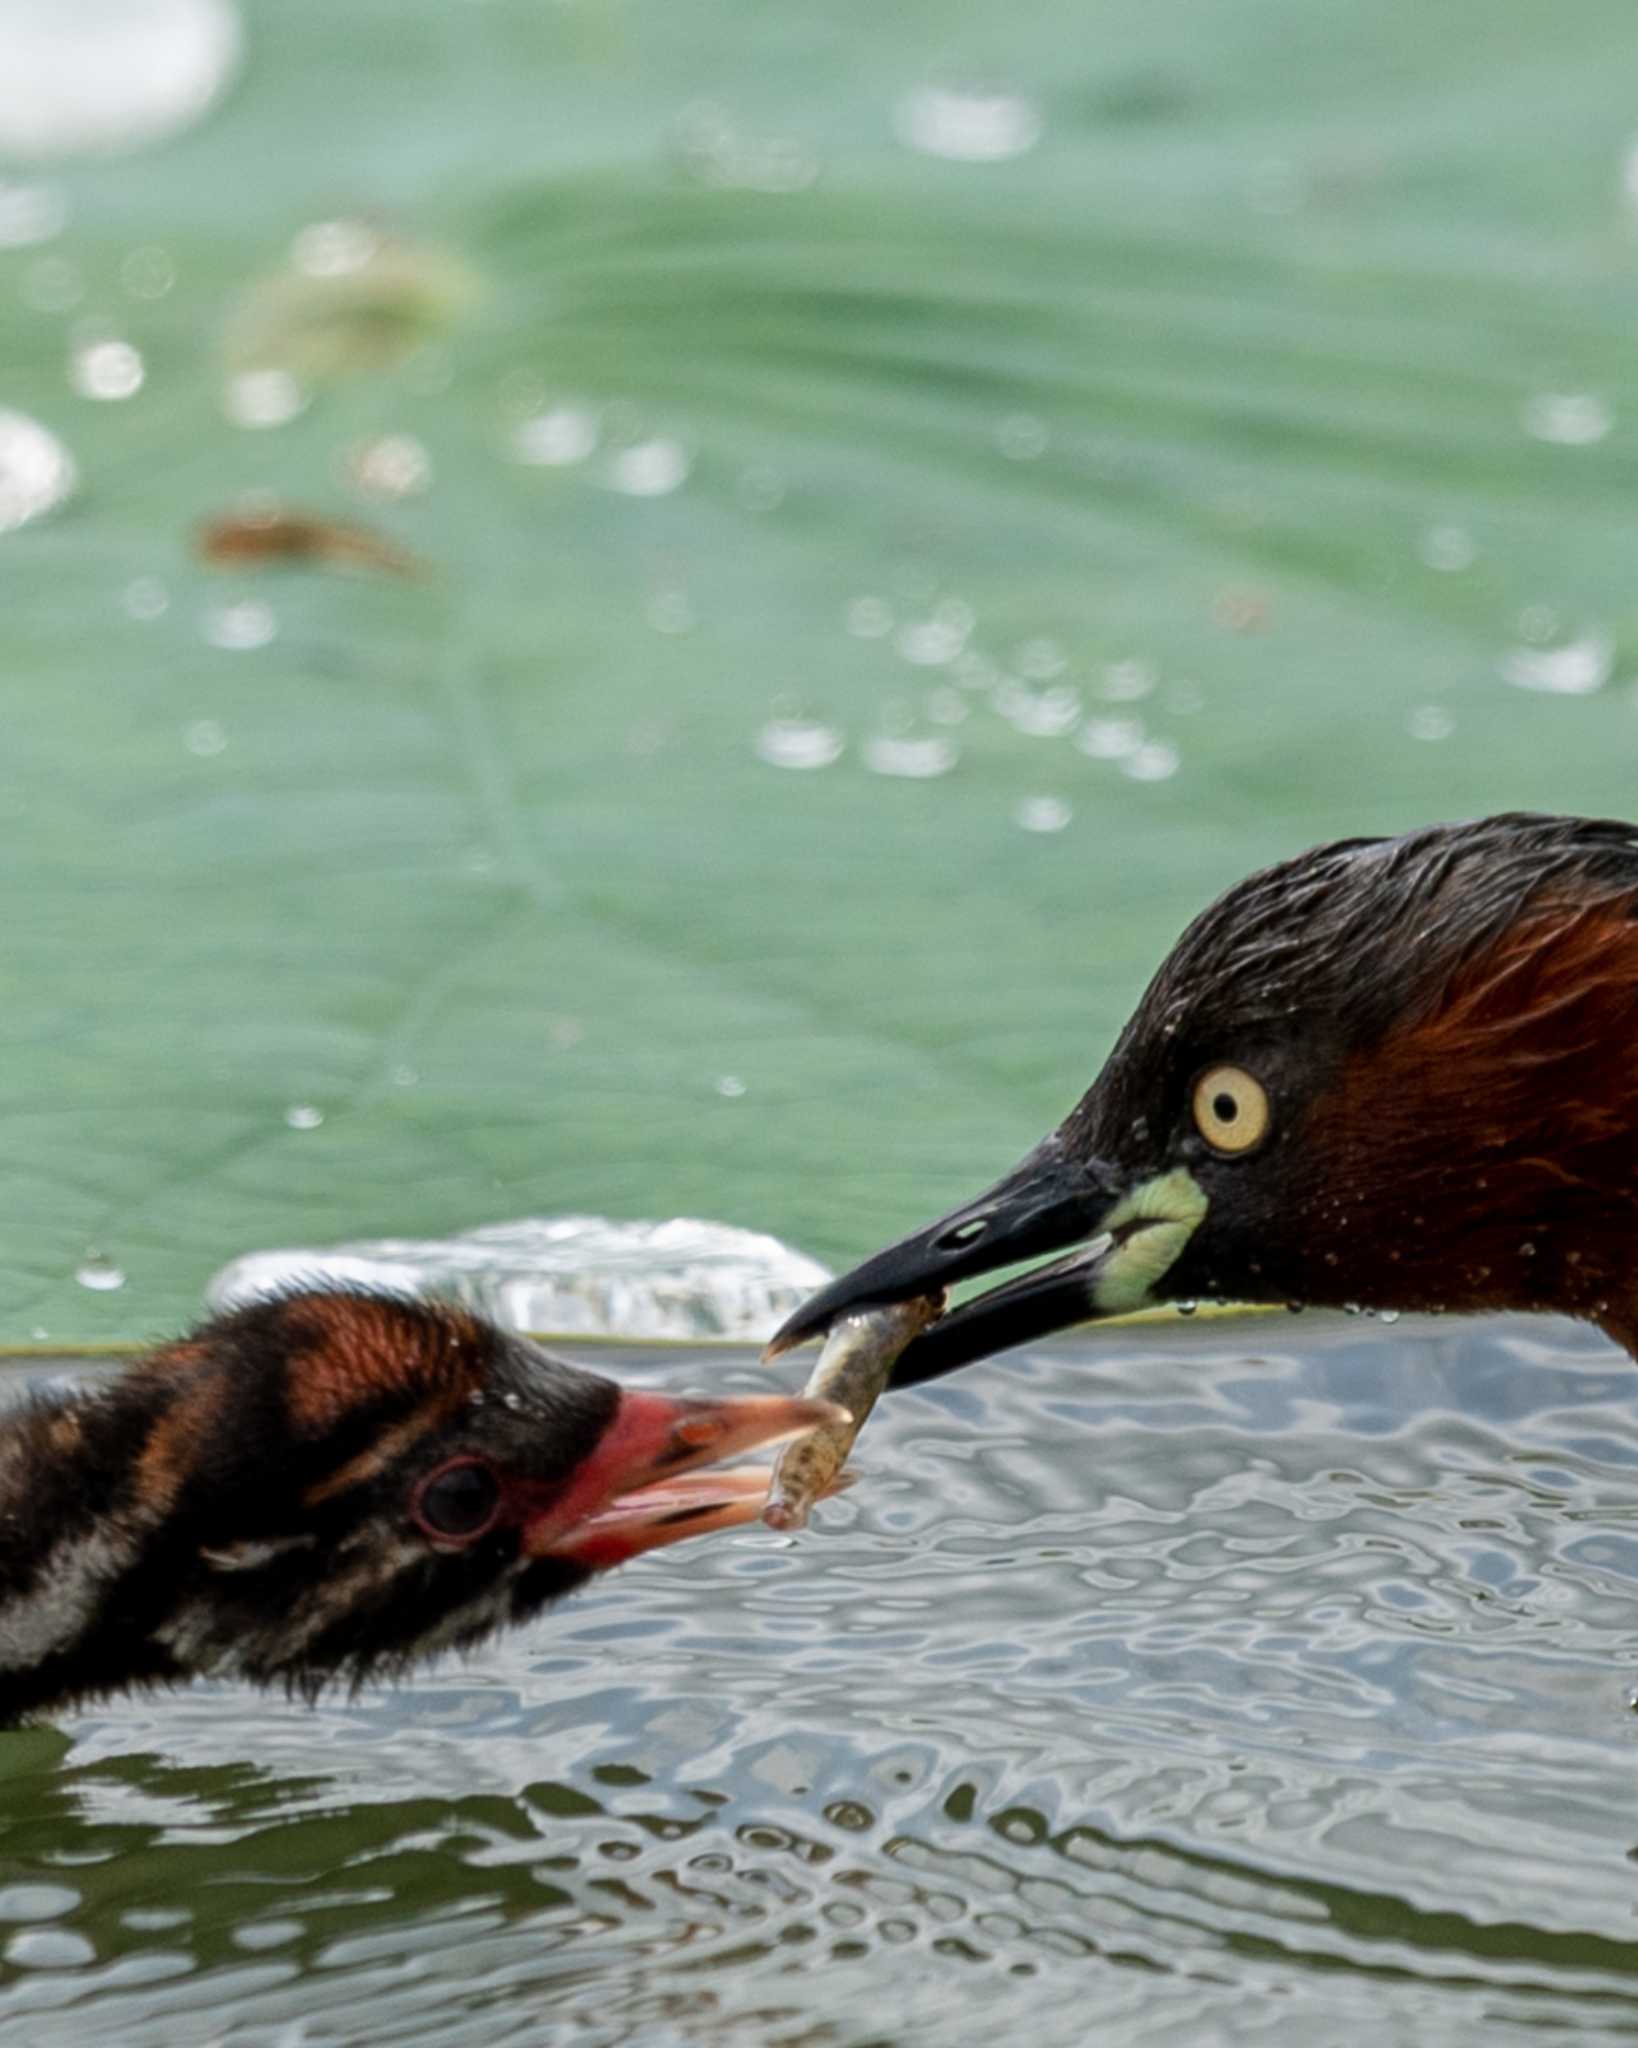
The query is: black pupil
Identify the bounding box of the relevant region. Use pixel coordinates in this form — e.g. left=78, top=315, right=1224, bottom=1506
left=1213, top=1092, right=1238, bottom=1124
left=421, top=1463, right=499, bottom=1537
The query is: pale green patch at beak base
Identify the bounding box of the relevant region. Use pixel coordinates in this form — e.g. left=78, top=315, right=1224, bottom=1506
left=1089, top=1168, right=1209, bottom=1315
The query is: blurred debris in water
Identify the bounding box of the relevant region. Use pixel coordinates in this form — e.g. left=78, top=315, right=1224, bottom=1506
left=206, top=1215, right=834, bottom=1343
left=224, top=225, right=480, bottom=385
left=195, top=498, right=431, bottom=580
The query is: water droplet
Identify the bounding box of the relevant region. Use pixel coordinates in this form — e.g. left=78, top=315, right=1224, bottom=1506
left=1499, top=621, right=1614, bottom=696
left=1285, top=1301, right=1305, bottom=1315
left=1077, top=715, right=1144, bottom=761
left=894, top=82, right=1043, bottom=163
left=121, top=243, right=175, bottom=298
left=223, top=368, right=307, bottom=429
left=1625, top=1683, right=1638, bottom=1714
left=845, top=595, right=894, bottom=639
left=0, top=409, right=75, bottom=534
left=204, top=598, right=276, bottom=651
left=345, top=432, right=432, bottom=500
left=756, top=716, right=844, bottom=771
left=69, top=335, right=144, bottom=401
left=1419, top=523, right=1477, bottom=573
left=284, top=1104, right=323, bottom=1131
left=291, top=217, right=379, bottom=278
left=75, top=1253, right=125, bottom=1293
left=1379, top=1310, right=1401, bottom=1325
left=995, top=412, right=1047, bottom=460
left=0, top=179, right=65, bottom=248
left=0, top=0, right=243, bottom=159
left=896, top=615, right=969, bottom=667
left=1176, top=1301, right=1197, bottom=1317
left=122, top=575, right=168, bottom=620
left=510, top=403, right=599, bottom=467
left=863, top=705, right=958, bottom=779
left=1522, top=392, right=1611, bottom=446
left=1519, top=1240, right=1537, bottom=1258
left=994, top=680, right=1080, bottom=736
left=22, top=254, right=82, bottom=311
left=1343, top=1301, right=1362, bottom=1317
left=1407, top=704, right=1455, bottom=742
left=183, top=718, right=226, bottom=756
left=1122, top=739, right=1180, bottom=782
left=1015, top=794, right=1072, bottom=834
left=1101, top=658, right=1154, bottom=702
left=715, top=1075, right=747, bottom=1098
left=604, top=436, right=689, bottom=497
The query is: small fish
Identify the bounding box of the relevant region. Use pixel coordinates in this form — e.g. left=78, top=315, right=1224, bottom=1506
left=195, top=505, right=430, bottom=580
left=763, top=1294, right=943, bottom=1531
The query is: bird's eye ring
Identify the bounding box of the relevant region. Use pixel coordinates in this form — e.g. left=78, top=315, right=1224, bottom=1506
left=414, top=1457, right=502, bottom=1543
left=1191, top=1065, right=1271, bottom=1155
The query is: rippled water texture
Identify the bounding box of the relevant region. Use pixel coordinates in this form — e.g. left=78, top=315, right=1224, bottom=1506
left=5, top=1311, right=1638, bottom=2044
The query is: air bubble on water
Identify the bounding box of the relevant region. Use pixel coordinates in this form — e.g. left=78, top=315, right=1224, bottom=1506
left=863, top=731, right=958, bottom=779
left=0, top=180, right=66, bottom=248
left=1521, top=392, right=1612, bottom=447
left=1407, top=704, right=1455, bottom=742
left=1011, top=637, right=1065, bottom=682
left=0, top=0, right=243, bottom=160
left=846, top=596, right=894, bottom=639
left=123, top=575, right=168, bottom=620
left=223, top=368, right=307, bottom=429
left=0, top=410, right=76, bottom=534
left=1499, top=621, right=1614, bottom=696
left=894, top=82, right=1043, bottom=163
left=995, top=412, right=1048, bottom=460
left=1420, top=523, right=1477, bottom=573
left=1122, top=739, right=1180, bottom=782
left=1077, top=715, right=1144, bottom=761
left=1015, top=795, right=1071, bottom=834
left=291, top=217, right=379, bottom=279
left=1101, top=658, right=1155, bottom=702
left=756, top=715, right=844, bottom=771
left=184, top=718, right=226, bottom=756
left=715, top=1075, right=747, bottom=1099
left=1176, top=1301, right=1198, bottom=1317
left=284, top=1104, right=323, bottom=1131
left=897, top=611, right=971, bottom=667
left=69, top=335, right=144, bottom=401
left=510, top=404, right=599, bottom=467
left=204, top=598, right=276, bottom=651
left=121, top=244, right=175, bottom=298
left=604, top=437, right=690, bottom=498
left=1379, top=1310, right=1401, bottom=1325
left=345, top=433, right=432, bottom=500
left=994, top=680, right=1080, bottom=736
left=75, top=1253, right=125, bottom=1293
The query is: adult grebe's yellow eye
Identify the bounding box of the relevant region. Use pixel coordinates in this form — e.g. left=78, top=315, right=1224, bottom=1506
left=1192, top=1066, right=1270, bottom=1155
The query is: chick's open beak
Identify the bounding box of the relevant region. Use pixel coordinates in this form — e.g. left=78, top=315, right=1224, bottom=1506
left=524, top=1385, right=846, bottom=1560
left=764, top=1138, right=1209, bottom=1388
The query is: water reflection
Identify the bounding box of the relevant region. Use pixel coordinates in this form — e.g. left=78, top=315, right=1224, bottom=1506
left=6, top=1315, right=1638, bottom=2042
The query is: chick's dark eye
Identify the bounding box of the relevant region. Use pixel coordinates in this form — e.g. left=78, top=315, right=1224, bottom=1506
left=415, top=1459, right=501, bottom=1541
